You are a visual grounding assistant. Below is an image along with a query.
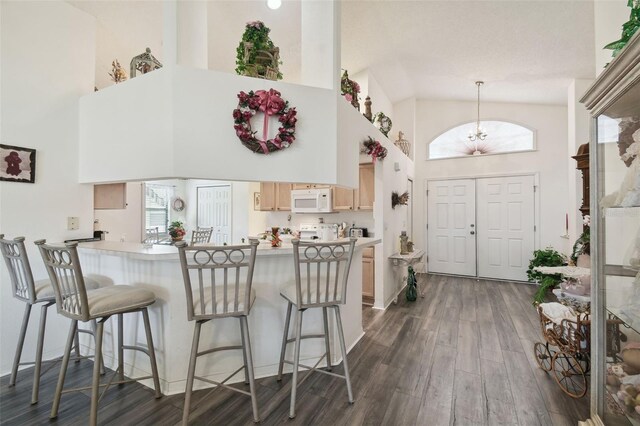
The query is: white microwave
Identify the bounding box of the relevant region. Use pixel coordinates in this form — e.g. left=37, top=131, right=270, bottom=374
left=291, top=188, right=332, bottom=213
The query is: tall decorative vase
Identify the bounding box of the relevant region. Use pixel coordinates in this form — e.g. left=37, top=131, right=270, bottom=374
left=271, top=226, right=282, bottom=247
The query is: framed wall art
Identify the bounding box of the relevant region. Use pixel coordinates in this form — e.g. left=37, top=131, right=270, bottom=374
left=0, top=144, right=36, bottom=183
left=254, top=192, right=261, bottom=210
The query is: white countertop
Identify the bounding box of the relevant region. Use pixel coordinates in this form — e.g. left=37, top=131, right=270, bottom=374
left=77, top=238, right=381, bottom=261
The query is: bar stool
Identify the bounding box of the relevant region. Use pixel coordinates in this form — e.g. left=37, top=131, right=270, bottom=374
left=277, top=238, right=357, bottom=419
left=35, top=240, right=162, bottom=426
left=0, top=235, right=102, bottom=404
left=190, top=227, right=213, bottom=245
left=176, top=239, right=259, bottom=425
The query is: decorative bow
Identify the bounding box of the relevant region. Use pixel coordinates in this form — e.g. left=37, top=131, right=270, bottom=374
left=254, top=89, right=286, bottom=153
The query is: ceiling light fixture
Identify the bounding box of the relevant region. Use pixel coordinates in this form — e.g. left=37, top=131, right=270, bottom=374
left=267, top=0, right=282, bottom=10
left=468, top=81, right=487, bottom=149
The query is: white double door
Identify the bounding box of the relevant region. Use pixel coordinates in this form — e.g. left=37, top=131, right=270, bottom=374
left=197, top=185, right=232, bottom=245
left=426, top=175, right=535, bottom=281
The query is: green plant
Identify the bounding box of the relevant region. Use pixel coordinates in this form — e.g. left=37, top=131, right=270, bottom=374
left=527, top=247, right=566, bottom=304
left=235, top=21, right=282, bottom=80
left=168, top=221, right=186, bottom=239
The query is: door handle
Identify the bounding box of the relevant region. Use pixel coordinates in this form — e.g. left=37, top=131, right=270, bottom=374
left=470, top=231, right=475, bottom=235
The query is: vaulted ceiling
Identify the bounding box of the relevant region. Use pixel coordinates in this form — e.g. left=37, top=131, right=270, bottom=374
left=69, top=0, right=599, bottom=105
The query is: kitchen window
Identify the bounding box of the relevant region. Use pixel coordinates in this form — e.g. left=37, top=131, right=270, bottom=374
left=144, top=184, right=172, bottom=237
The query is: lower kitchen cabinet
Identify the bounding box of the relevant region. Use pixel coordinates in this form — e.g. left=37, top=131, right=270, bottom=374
left=362, top=246, right=375, bottom=305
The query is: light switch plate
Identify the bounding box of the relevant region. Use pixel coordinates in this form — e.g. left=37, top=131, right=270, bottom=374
left=67, top=217, right=79, bottom=230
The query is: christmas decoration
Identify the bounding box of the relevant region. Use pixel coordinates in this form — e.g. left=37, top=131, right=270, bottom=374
left=362, top=136, right=387, bottom=162
left=232, top=89, right=297, bottom=154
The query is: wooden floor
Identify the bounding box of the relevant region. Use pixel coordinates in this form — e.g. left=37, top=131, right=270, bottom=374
left=0, top=275, right=589, bottom=425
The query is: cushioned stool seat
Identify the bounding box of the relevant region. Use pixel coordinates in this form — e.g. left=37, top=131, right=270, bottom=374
left=34, top=277, right=101, bottom=301
left=85, top=286, right=156, bottom=319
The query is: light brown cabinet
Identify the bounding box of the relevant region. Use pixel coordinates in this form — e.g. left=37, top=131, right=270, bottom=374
left=259, top=182, right=292, bottom=211
left=94, top=183, right=126, bottom=209
left=276, top=183, right=293, bottom=211
left=332, top=186, right=355, bottom=211
left=362, top=246, right=375, bottom=305
left=356, top=163, right=375, bottom=211
left=259, top=164, right=374, bottom=212
left=259, top=182, right=277, bottom=211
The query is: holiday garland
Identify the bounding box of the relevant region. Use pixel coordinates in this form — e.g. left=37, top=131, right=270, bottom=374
left=233, top=89, right=297, bottom=154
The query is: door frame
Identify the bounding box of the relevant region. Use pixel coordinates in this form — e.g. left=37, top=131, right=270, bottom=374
left=424, top=172, right=540, bottom=278
left=196, top=184, right=233, bottom=243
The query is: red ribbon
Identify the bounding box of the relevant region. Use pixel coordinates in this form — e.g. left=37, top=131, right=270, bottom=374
left=254, top=89, right=285, bottom=154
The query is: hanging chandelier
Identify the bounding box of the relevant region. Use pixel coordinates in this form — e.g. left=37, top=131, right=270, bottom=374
left=468, top=81, right=487, bottom=143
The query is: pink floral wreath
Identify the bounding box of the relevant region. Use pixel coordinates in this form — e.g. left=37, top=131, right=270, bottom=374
left=233, top=89, right=297, bottom=154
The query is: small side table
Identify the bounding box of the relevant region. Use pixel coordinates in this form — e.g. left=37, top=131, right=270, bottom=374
left=389, top=250, right=425, bottom=303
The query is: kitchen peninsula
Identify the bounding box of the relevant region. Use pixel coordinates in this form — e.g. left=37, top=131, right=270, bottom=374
left=75, top=238, right=380, bottom=394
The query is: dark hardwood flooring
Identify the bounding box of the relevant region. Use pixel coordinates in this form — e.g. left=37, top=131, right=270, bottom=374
left=0, top=275, right=589, bottom=425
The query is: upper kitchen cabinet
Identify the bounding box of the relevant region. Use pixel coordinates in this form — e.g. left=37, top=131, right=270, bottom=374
left=259, top=182, right=293, bottom=211
left=259, top=182, right=277, bottom=211
left=94, top=183, right=126, bottom=209
left=333, top=186, right=355, bottom=211
left=276, top=183, right=293, bottom=211
left=356, top=163, right=375, bottom=211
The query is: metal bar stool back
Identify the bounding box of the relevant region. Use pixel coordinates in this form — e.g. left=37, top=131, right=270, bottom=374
left=145, top=227, right=160, bottom=244
left=0, top=235, right=101, bottom=404
left=190, top=227, right=213, bottom=245
left=176, top=239, right=260, bottom=424
left=36, top=240, right=161, bottom=426
left=278, top=238, right=357, bottom=418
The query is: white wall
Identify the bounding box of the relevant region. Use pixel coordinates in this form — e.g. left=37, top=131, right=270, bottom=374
left=594, top=0, right=631, bottom=75
left=392, top=97, right=417, bottom=160
left=567, top=79, right=593, bottom=243
left=0, top=1, right=96, bottom=375
left=413, top=100, right=570, bottom=265
left=352, top=69, right=394, bottom=125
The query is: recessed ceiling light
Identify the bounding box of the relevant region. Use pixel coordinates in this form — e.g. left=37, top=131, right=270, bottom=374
left=267, top=0, right=281, bottom=10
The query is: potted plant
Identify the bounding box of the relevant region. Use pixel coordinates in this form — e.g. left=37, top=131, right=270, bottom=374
left=527, top=247, right=566, bottom=304
left=571, top=215, right=591, bottom=267
left=168, top=221, right=186, bottom=242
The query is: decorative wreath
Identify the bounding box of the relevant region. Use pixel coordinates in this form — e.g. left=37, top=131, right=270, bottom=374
left=233, top=89, right=297, bottom=154
left=362, top=136, right=388, bottom=162
left=375, top=112, right=392, bottom=138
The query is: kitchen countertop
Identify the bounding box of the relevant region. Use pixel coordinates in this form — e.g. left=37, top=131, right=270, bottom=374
left=77, top=238, right=381, bottom=261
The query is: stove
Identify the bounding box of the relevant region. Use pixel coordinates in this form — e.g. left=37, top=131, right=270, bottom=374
left=299, top=223, right=338, bottom=241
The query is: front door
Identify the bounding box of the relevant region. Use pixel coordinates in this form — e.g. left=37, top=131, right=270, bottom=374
left=197, top=185, right=232, bottom=245
left=426, top=179, right=477, bottom=276
left=476, top=175, right=535, bottom=281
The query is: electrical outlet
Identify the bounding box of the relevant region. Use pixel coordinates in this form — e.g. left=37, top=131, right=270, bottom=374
left=67, top=217, right=79, bottom=230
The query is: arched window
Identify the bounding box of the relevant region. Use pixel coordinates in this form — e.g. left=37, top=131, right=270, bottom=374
left=428, top=121, right=535, bottom=159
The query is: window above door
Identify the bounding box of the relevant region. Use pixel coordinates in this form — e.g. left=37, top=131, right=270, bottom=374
left=428, top=120, right=535, bottom=160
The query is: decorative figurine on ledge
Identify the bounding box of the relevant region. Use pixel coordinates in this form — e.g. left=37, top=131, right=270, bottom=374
left=109, top=59, right=127, bottom=84
left=236, top=21, right=282, bottom=81
left=363, top=96, right=373, bottom=122
left=130, top=48, right=162, bottom=78
left=400, top=231, right=409, bottom=255
left=394, top=131, right=411, bottom=157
